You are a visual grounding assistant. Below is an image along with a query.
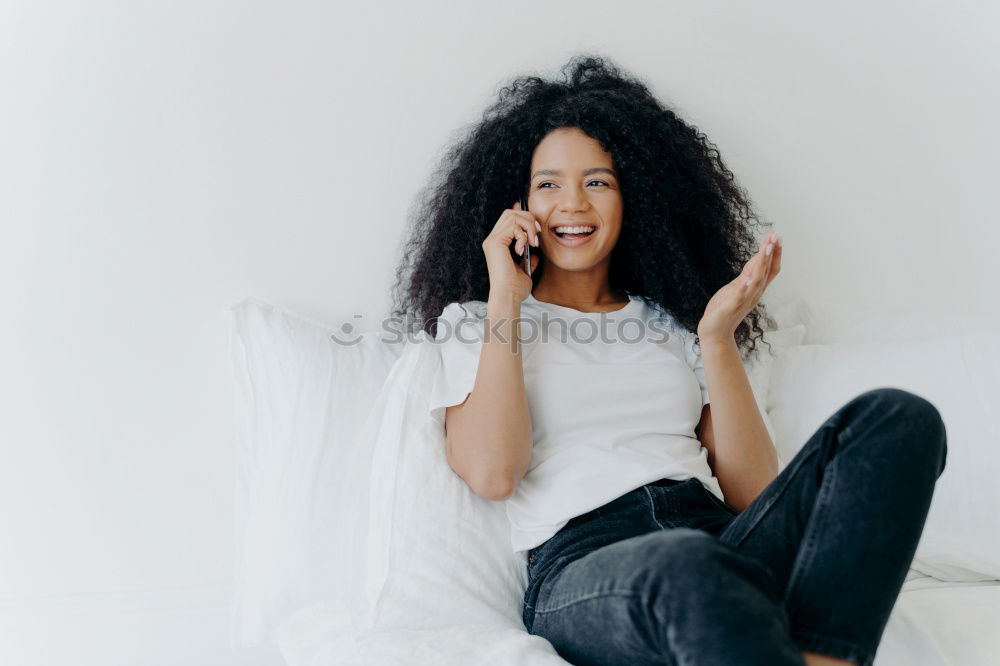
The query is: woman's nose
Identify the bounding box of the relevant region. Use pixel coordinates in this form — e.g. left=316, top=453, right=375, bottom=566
left=557, top=187, right=589, bottom=212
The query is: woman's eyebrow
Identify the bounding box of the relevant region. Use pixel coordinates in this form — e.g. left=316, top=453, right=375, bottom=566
left=531, top=167, right=618, bottom=180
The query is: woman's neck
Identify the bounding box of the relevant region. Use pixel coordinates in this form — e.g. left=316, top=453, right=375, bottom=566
left=530, top=284, right=629, bottom=313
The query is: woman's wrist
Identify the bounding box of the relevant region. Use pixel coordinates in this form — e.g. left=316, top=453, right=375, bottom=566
left=485, top=290, right=523, bottom=352
left=487, top=290, right=522, bottom=318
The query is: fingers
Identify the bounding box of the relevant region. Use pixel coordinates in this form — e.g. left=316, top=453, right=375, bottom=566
left=486, top=201, right=542, bottom=262
left=760, top=232, right=774, bottom=282
left=756, top=232, right=775, bottom=289
left=511, top=201, right=541, bottom=250
left=516, top=223, right=539, bottom=255
left=766, top=233, right=782, bottom=286
left=514, top=224, right=539, bottom=255
left=516, top=206, right=542, bottom=240
left=743, top=231, right=781, bottom=293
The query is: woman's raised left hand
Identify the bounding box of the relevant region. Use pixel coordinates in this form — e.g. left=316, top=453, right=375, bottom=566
left=696, top=231, right=782, bottom=344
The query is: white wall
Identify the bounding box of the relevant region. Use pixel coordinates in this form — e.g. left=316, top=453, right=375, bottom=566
left=2, top=0, right=995, bottom=604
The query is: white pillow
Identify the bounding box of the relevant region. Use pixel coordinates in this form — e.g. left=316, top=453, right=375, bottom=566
left=348, top=338, right=526, bottom=634
left=770, top=296, right=1000, bottom=345
left=225, top=298, right=405, bottom=648
left=350, top=322, right=808, bottom=639
left=766, top=333, right=1000, bottom=581
left=745, top=324, right=806, bottom=455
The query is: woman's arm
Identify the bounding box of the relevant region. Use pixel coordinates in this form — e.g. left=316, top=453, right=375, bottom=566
left=444, top=290, right=533, bottom=501
left=694, top=230, right=782, bottom=512
left=697, top=338, right=778, bottom=513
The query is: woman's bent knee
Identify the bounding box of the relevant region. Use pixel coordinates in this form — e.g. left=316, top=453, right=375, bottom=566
left=857, top=387, right=943, bottom=427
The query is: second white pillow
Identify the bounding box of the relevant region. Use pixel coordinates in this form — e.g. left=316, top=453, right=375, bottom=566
left=766, top=333, right=1000, bottom=581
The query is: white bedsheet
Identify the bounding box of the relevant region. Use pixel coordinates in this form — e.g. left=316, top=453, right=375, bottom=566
left=273, top=575, right=1000, bottom=666
left=3, top=577, right=994, bottom=665
left=874, top=577, right=1000, bottom=666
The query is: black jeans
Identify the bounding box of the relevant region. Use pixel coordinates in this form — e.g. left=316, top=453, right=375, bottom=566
left=522, top=388, right=947, bottom=666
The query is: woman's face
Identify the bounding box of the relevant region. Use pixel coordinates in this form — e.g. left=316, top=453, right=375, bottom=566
left=527, top=126, right=623, bottom=273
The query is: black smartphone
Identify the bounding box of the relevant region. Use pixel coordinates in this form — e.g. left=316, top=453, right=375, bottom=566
left=518, top=193, right=532, bottom=277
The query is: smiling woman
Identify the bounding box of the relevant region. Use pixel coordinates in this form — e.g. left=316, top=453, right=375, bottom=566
left=376, top=49, right=949, bottom=666
left=389, top=53, right=775, bottom=359
left=381, top=52, right=913, bottom=666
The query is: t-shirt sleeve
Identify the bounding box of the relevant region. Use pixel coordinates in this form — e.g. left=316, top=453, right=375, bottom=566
left=427, top=301, right=488, bottom=428
left=683, top=330, right=711, bottom=407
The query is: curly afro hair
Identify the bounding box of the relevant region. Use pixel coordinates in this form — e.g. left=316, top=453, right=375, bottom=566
left=389, top=52, right=776, bottom=362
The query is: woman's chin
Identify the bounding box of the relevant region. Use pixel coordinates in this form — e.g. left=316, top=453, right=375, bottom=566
left=544, top=255, right=608, bottom=272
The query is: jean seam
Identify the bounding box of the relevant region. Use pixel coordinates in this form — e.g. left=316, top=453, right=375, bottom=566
left=783, top=454, right=837, bottom=614
left=533, top=589, right=640, bottom=615
left=726, top=441, right=821, bottom=549
left=643, top=485, right=667, bottom=529
left=793, top=629, right=874, bottom=666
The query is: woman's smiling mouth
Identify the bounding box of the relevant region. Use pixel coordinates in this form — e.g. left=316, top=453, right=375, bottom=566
left=550, top=224, right=597, bottom=248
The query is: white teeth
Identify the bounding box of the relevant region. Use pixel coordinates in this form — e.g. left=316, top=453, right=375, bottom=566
left=553, top=226, right=595, bottom=234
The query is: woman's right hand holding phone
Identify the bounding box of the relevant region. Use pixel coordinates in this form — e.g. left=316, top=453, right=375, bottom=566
left=450, top=201, right=539, bottom=500
left=482, top=200, right=541, bottom=303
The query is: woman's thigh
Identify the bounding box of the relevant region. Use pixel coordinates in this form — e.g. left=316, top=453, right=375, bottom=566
left=528, top=528, right=800, bottom=666
left=523, top=477, right=744, bottom=634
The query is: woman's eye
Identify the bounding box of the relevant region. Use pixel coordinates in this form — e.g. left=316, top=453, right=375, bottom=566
left=537, top=180, right=609, bottom=189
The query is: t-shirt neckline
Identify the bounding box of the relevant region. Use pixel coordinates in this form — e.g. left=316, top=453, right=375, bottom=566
left=524, top=292, right=641, bottom=316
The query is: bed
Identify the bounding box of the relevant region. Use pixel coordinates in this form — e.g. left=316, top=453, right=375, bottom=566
left=225, top=294, right=1000, bottom=666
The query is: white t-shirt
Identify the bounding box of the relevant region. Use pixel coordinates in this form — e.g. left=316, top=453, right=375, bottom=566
left=427, top=292, right=724, bottom=555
